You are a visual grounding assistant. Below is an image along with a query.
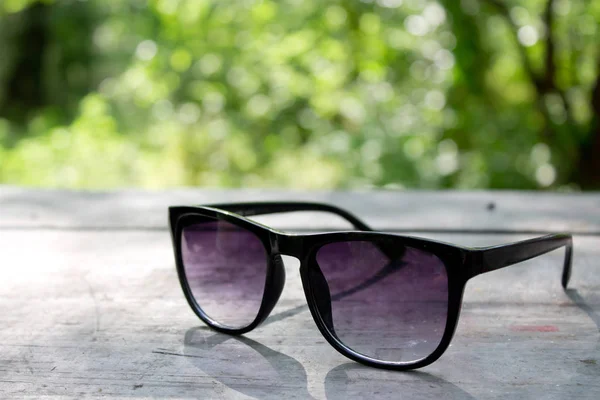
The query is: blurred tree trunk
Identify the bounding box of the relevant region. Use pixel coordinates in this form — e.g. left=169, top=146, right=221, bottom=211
left=477, top=0, right=600, bottom=188
left=576, top=74, right=600, bottom=189
left=0, top=3, right=49, bottom=123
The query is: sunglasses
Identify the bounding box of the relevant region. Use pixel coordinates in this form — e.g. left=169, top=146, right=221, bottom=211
left=168, top=202, right=573, bottom=370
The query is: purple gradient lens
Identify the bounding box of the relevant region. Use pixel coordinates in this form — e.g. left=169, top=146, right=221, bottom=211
left=315, top=241, right=448, bottom=363
left=181, top=219, right=268, bottom=329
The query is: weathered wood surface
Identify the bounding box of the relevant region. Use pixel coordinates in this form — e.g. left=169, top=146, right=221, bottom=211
left=1, top=187, right=598, bottom=233
left=0, top=187, right=598, bottom=399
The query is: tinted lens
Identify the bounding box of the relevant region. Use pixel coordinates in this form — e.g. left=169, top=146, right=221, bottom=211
left=314, top=240, right=448, bottom=363
left=181, top=219, right=268, bottom=329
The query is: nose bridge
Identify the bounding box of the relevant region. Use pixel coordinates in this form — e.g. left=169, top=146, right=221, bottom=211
left=270, top=231, right=304, bottom=259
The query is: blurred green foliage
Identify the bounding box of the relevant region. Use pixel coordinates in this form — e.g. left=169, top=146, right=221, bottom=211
left=0, top=0, right=598, bottom=189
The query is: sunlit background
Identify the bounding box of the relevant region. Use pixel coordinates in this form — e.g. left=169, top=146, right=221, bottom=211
left=0, top=0, right=598, bottom=190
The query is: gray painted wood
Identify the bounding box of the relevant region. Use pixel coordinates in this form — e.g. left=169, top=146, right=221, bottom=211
left=0, top=186, right=599, bottom=233
left=0, top=188, right=598, bottom=399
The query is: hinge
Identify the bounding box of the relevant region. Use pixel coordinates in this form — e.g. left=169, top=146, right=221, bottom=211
left=465, top=250, right=484, bottom=280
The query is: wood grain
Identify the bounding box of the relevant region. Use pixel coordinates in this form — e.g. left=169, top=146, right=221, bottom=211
left=0, top=189, right=598, bottom=399
left=0, top=187, right=598, bottom=233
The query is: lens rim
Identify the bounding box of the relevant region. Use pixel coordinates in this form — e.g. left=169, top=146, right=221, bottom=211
left=300, top=232, right=468, bottom=370
left=170, top=207, right=283, bottom=335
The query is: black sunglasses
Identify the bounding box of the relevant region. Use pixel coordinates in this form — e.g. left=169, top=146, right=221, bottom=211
left=168, top=202, right=573, bottom=370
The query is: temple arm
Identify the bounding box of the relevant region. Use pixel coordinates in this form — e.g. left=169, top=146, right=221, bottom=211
left=206, top=201, right=373, bottom=232
left=474, top=233, right=573, bottom=288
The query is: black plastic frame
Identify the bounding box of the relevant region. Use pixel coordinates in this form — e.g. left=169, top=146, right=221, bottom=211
left=168, top=202, right=573, bottom=371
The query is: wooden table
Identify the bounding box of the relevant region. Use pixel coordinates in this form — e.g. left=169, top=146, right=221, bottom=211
left=0, top=188, right=598, bottom=399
